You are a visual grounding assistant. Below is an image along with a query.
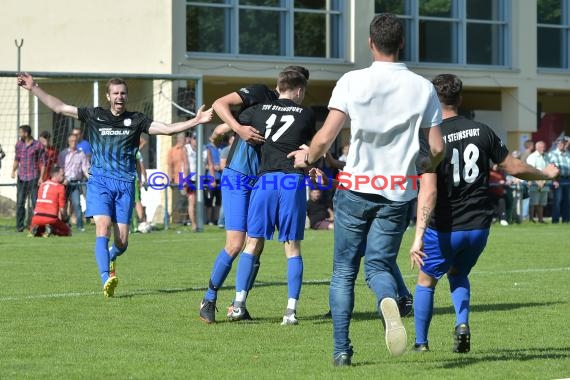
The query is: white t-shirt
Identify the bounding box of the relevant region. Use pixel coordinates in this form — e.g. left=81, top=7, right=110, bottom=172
left=526, top=151, right=548, bottom=170
left=184, top=144, right=208, bottom=174
left=328, top=61, right=442, bottom=201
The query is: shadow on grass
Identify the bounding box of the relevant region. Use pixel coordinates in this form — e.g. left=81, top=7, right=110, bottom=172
left=114, top=279, right=330, bottom=299
left=433, top=301, right=564, bottom=315
left=437, top=347, right=570, bottom=369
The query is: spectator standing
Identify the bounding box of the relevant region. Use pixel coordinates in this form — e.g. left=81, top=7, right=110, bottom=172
left=72, top=127, right=92, bottom=161
left=549, top=137, right=570, bottom=223
left=526, top=141, right=550, bottom=223
left=167, top=133, right=191, bottom=226
left=520, top=139, right=534, bottom=163
left=205, top=134, right=223, bottom=225
left=12, top=124, right=46, bottom=232
left=58, top=133, right=90, bottom=231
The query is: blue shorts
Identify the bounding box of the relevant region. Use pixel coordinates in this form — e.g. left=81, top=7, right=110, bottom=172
left=221, top=168, right=256, bottom=232
left=86, top=175, right=135, bottom=224
left=421, top=227, right=490, bottom=279
left=247, top=172, right=306, bottom=242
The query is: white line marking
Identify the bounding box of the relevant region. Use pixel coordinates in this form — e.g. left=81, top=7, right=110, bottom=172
left=1, top=267, right=568, bottom=302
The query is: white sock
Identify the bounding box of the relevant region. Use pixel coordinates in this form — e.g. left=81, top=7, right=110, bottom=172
left=235, top=290, right=247, bottom=305
left=287, top=298, right=297, bottom=312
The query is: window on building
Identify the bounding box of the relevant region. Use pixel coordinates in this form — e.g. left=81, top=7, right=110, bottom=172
left=375, top=0, right=509, bottom=66
left=187, top=0, right=345, bottom=60
left=537, top=0, right=569, bottom=69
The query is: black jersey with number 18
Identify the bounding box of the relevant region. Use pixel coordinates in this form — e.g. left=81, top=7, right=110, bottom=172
left=238, top=98, right=316, bottom=176
left=430, top=115, right=509, bottom=232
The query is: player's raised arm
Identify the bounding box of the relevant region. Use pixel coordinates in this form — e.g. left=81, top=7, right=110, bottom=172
left=148, top=105, right=213, bottom=135
left=212, top=92, right=264, bottom=144
left=17, top=72, right=78, bottom=119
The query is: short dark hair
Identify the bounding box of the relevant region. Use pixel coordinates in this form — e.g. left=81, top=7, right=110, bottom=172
left=277, top=70, right=307, bottom=93
left=432, top=74, right=463, bottom=106
left=283, top=65, right=310, bottom=80
left=106, top=77, right=128, bottom=94
left=369, top=13, right=403, bottom=56
left=39, top=130, right=51, bottom=139
left=50, top=165, right=62, bottom=176
left=18, top=125, right=32, bottom=136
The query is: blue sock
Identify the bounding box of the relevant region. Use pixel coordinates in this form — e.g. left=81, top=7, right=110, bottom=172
left=414, top=284, right=435, bottom=345
left=287, top=256, right=304, bottom=300
left=205, top=249, right=235, bottom=301
left=448, top=274, right=470, bottom=326
left=235, top=252, right=257, bottom=293
left=109, top=243, right=128, bottom=261
left=95, top=237, right=110, bottom=285
left=246, top=256, right=261, bottom=292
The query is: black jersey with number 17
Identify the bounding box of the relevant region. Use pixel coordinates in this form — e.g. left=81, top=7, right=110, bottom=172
left=225, top=84, right=278, bottom=176
left=430, top=115, right=509, bottom=232
left=238, top=98, right=316, bottom=176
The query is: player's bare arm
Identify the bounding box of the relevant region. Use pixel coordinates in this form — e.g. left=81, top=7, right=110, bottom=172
left=289, top=108, right=347, bottom=168
left=212, top=92, right=264, bottom=144
left=422, top=125, right=446, bottom=170
left=410, top=173, right=437, bottom=269
left=212, top=123, right=232, bottom=138
left=499, top=154, right=560, bottom=181
left=148, top=105, right=213, bottom=135
left=17, top=72, right=79, bottom=119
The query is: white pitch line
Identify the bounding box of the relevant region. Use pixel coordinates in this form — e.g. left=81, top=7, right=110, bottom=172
left=1, top=267, right=568, bottom=302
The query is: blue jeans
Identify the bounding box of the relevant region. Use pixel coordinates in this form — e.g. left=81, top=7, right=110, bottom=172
left=66, top=181, right=84, bottom=229
left=16, top=178, right=38, bottom=230
left=551, top=179, right=570, bottom=223
left=329, top=190, right=409, bottom=357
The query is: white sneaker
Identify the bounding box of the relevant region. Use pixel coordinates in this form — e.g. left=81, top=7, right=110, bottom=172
left=500, top=219, right=509, bottom=226
left=380, top=298, right=407, bottom=356
left=281, top=313, right=298, bottom=326
left=227, top=305, right=246, bottom=321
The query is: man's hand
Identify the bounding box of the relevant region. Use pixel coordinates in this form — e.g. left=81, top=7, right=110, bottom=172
left=17, top=72, right=36, bottom=91
left=543, top=163, right=560, bottom=180
left=287, top=145, right=310, bottom=169
left=235, top=124, right=265, bottom=144
left=410, top=236, right=427, bottom=270
left=308, top=167, right=329, bottom=187
left=193, top=105, right=214, bottom=125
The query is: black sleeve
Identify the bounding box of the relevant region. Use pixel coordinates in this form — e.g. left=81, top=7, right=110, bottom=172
left=77, top=107, right=94, bottom=122
left=236, top=84, right=274, bottom=108
left=137, top=113, right=153, bottom=134
left=485, top=124, right=509, bottom=164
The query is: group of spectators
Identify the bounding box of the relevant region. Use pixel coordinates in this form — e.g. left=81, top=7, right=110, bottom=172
left=10, top=124, right=92, bottom=235
left=9, top=124, right=151, bottom=236
left=167, top=131, right=232, bottom=230
left=488, top=137, right=570, bottom=225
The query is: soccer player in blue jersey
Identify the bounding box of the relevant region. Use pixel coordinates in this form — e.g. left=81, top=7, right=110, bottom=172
left=410, top=74, right=559, bottom=353
left=18, top=73, right=213, bottom=297
left=227, top=70, right=316, bottom=325
left=199, top=66, right=309, bottom=323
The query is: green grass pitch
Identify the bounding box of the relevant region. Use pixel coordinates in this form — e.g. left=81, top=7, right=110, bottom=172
left=0, top=223, right=568, bottom=379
